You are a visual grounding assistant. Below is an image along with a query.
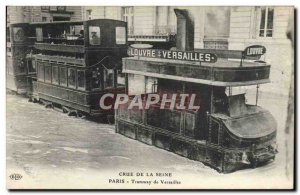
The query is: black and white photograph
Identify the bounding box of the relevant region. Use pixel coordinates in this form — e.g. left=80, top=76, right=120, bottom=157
left=5, top=4, right=295, bottom=190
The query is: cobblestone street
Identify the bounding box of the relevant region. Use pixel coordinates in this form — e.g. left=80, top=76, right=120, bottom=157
left=6, top=92, right=292, bottom=189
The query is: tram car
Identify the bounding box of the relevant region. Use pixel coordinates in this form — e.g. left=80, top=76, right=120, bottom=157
left=31, top=19, right=128, bottom=116
left=7, top=19, right=128, bottom=117
left=115, top=9, right=278, bottom=173
left=6, top=23, right=36, bottom=94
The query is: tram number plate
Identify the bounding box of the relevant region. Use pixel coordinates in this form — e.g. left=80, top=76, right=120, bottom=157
left=127, top=48, right=218, bottom=63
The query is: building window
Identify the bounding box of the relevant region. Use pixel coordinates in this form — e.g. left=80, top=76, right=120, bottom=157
left=86, top=9, right=92, bottom=20
left=68, top=68, right=76, bottom=88
left=259, top=7, right=274, bottom=37
left=122, top=7, right=134, bottom=35
left=77, top=70, right=85, bottom=90
left=116, top=27, right=126, bottom=44
left=42, top=17, right=47, bottom=22
left=60, top=67, right=67, bottom=86
left=56, top=6, right=66, bottom=12
left=89, top=26, right=100, bottom=45
left=41, top=6, right=50, bottom=12
left=52, top=65, right=59, bottom=84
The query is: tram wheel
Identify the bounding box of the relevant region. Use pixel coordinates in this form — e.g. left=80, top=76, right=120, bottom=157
left=251, top=160, right=258, bottom=168
left=45, top=103, right=53, bottom=109
left=272, top=156, right=276, bottom=161
left=77, top=111, right=86, bottom=118
left=62, top=106, right=69, bottom=113
left=28, top=97, right=38, bottom=103
left=107, top=115, right=115, bottom=124
left=67, top=110, right=77, bottom=117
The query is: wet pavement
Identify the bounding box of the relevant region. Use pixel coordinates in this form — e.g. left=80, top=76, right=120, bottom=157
left=6, top=92, right=293, bottom=189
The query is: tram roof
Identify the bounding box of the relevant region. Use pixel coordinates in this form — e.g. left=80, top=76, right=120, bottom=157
left=122, top=57, right=271, bottom=87
left=29, top=19, right=126, bottom=26
left=130, top=57, right=267, bottom=68
left=30, top=20, right=84, bottom=25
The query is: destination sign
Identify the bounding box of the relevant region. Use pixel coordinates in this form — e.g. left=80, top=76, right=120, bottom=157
left=244, top=45, right=266, bottom=57
left=127, top=48, right=218, bottom=63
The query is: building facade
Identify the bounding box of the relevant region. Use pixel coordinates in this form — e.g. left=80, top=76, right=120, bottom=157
left=6, top=6, right=82, bottom=25
left=6, top=6, right=293, bottom=95
left=81, top=6, right=293, bottom=95
left=82, top=6, right=177, bottom=35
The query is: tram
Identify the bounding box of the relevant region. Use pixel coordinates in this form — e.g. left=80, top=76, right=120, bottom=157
left=7, top=19, right=127, bottom=117
left=115, top=9, right=278, bottom=173
left=6, top=23, right=35, bottom=94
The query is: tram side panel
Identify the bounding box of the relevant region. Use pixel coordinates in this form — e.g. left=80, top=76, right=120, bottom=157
left=116, top=75, right=214, bottom=157
left=116, top=56, right=277, bottom=173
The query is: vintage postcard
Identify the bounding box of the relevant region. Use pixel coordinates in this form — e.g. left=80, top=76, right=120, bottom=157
left=6, top=5, right=295, bottom=189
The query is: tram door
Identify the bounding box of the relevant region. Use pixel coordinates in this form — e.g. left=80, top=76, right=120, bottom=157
left=91, top=67, right=102, bottom=90
left=90, top=66, right=116, bottom=90
left=209, top=118, right=221, bottom=145
left=206, top=117, right=223, bottom=171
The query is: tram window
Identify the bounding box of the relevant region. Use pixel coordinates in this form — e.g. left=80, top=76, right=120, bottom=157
left=145, top=77, right=158, bottom=93
left=128, top=74, right=145, bottom=95
left=211, top=120, right=220, bottom=145
left=77, top=70, right=85, bottom=90
left=68, top=68, right=76, bottom=88
left=13, top=27, right=25, bottom=42
left=18, top=59, right=26, bottom=73
left=6, top=27, right=10, bottom=42
left=52, top=66, right=59, bottom=85
left=60, top=67, right=67, bottom=86
left=91, top=68, right=102, bottom=90
left=116, top=27, right=126, bottom=45
left=104, top=69, right=114, bottom=89
left=45, top=65, right=52, bottom=83
left=7, top=60, right=14, bottom=75
left=37, top=63, right=45, bottom=82
left=27, top=60, right=36, bottom=73
left=36, top=28, right=43, bottom=42
left=89, top=26, right=100, bottom=45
